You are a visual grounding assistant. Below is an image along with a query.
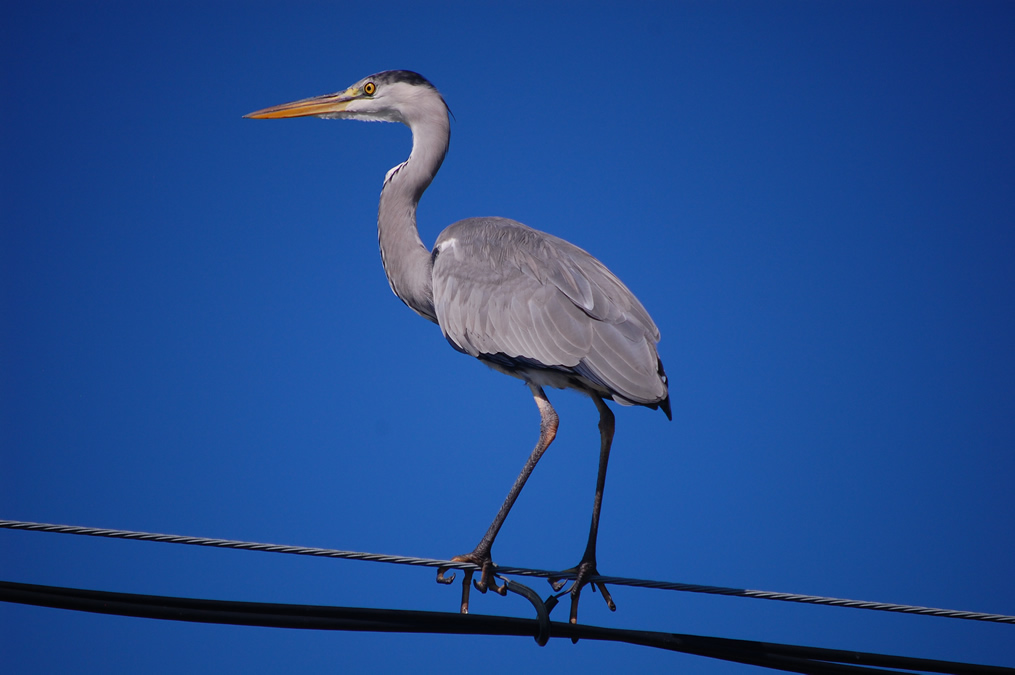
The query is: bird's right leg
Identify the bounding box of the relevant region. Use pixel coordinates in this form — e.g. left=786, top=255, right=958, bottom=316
left=437, top=383, right=558, bottom=613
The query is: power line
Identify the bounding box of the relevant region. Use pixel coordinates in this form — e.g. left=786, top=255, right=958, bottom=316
left=3, top=518, right=1013, bottom=626
left=2, top=580, right=1011, bottom=675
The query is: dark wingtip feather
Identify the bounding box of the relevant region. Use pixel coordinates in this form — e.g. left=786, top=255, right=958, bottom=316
left=656, top=358, right=672, bottom=420
left=660, top=396, right=672, bottom=421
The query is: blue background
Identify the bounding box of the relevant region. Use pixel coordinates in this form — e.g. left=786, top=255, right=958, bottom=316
left=2, top=2, right=1013, bottom=672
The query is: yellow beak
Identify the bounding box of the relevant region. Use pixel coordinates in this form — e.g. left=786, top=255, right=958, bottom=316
left=244, top=87, right=359, bottom=119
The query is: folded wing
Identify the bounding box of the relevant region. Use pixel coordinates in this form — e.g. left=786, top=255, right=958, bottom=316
left=431, top=217, right=668, bottom=412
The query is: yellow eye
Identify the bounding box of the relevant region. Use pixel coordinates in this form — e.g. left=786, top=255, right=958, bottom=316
left=363, top=82, right=376, bottom=96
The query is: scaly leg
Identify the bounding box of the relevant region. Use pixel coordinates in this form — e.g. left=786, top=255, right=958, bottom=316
left=550, top=395, right=617, bottom=624
left=437, top=383, right=558, bottom=613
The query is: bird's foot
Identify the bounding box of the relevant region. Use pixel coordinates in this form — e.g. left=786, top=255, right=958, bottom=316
left=436, top=547, right=506, bottom=614
left=548, top=557, right=616, bottom=626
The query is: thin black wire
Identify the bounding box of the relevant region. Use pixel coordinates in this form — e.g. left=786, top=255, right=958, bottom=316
left=2, top=518, right=1014, bottom=625
left=3, top=580, right=1011, bottom=675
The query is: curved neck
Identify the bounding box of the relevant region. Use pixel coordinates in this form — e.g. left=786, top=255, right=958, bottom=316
left=377, top=105, right=450, bottom=323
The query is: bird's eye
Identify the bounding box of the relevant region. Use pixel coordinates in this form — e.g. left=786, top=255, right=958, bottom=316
left=363, top=82, right=376, bottom=96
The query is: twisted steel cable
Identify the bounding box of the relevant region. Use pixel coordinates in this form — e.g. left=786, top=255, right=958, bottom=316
left=2, top=518, right=1013, bottom=625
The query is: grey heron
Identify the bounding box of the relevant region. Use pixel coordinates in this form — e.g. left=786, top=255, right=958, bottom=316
left=246, top=70, right=670, bottom=623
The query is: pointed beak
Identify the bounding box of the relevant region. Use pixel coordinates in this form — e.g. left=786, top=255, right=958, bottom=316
left=244, top=87, right=359, bottom=119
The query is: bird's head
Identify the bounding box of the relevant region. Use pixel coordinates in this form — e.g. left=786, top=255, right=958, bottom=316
left=244, top=70, right=447, bottom=128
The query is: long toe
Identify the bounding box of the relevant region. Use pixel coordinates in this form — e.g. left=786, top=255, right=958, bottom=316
left=436, top=549, right=505, bottom=614
left=565, top=559, right=616, bottom=625
left=548, top=567, right=576, bottom=593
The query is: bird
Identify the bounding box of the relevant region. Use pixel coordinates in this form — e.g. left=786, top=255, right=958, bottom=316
left=245, top=70, right=670, bottom=624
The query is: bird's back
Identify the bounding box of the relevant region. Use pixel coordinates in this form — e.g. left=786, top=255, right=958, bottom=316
left=431, top=217, right=670, bottom=417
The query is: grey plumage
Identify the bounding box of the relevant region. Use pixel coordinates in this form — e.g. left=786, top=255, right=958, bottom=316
left=246, top=70, right=669, bottom=622
left=433, top=217, right=669, bottom=413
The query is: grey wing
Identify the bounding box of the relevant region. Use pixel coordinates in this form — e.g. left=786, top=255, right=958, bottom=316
left=431, top=217, right=668, bottom=410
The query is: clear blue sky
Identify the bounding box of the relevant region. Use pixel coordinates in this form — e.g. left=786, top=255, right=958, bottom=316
left=3, top=2, right=1014, bottom=672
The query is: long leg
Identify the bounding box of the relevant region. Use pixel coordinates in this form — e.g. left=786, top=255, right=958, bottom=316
left=551, top=395, right=617, bottom=624
left=437, top=382, right=558, bottom=613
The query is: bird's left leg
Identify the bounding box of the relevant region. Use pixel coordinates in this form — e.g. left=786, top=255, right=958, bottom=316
left=437, top=383, right=559, bottom=613
left=550, top=395, right=617, bottom=624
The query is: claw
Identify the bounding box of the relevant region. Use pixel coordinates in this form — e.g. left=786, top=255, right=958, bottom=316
left=469, top=556, right=507, bottom=598
left=595, top=581, right=616, bottom=611
left=435, top=566, right=456, bottom=584
left=474, top=568, right=507, bottom=595
left=548, top=559, right=616, bottom=630
left=435, top=563, right=475, bottom=613
left=472, top=565, right=489, bottom=593
left=547, top=568, right=576, bottom=593
left=436, top=549, right=503, bottom=613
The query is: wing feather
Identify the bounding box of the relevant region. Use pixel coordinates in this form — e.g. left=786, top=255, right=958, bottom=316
left=432, top=217, right=667, bottom=408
